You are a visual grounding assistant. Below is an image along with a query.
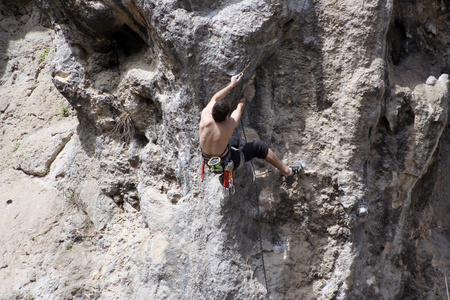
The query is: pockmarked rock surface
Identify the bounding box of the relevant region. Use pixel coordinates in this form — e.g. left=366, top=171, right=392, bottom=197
left=1, top=0, right=449, bottom=299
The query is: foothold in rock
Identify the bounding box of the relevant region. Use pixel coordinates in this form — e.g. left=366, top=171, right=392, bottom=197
left=167, top=190, right=182, bottom=204
left=424, top=19, right=437, bottom=35
left=426, top=76, right=437, bottom=86
left=438, top=73, right=449, bottom=82
left=28, top=271, right=37, bottom=282
left=113, top=195, right=123, bottom=205
left=347, top=214, right=358, bottom=228
left=128, top=155, right=140, bottom=168
left=357, top=205, right=368, bottom=217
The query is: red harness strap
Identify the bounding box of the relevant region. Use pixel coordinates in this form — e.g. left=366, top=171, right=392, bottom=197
left=223, top=169, right=229, bottom=189
left=201, top=151, right=235, bottom=195
left=201, top=162, right=205, bottom=182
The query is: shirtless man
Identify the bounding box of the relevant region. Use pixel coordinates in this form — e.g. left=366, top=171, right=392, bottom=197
left=199, top=74, right=299, bottom=177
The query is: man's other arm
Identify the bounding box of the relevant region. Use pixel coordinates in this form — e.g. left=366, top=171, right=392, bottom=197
left=228, top=97, right=247, bottom=129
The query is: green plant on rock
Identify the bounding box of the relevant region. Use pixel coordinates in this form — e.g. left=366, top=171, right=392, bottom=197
left=60, top=103, right=70, bottom=117
left=40, top=47, right=50, bottom=61
left=63, top=188, right=79, bottom=202
left=66, top=244, right=73, bottom=250
left=13, top=142, right=20, bottom=152
left=68, top=188, right=78, bottom=200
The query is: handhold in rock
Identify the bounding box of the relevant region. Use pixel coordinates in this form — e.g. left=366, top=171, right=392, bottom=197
left=357, top=205, right=368, bottom=217
left=426, top=76, right=437, bottom=86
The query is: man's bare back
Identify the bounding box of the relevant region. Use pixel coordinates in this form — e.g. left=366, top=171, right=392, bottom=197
left=199, top=111, right=235, bottom=156
left=199, top=74, right=244, bottom=156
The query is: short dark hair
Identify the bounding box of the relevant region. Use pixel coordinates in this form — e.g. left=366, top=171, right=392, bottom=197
left=212, top=101, right=230, bottom=122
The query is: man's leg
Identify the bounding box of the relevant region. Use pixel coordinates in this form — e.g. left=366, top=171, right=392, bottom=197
left=265, top=148, right=292, bottom=176
left=242, top=141, right=292, bottom=176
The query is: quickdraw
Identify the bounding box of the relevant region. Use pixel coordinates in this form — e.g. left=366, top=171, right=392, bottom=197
left=223, top=160, right=235, bottom=195
left=201, top=157, right=235, bottom=195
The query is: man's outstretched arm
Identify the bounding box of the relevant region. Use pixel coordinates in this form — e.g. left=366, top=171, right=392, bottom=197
left=206, top=73, right=243, bottom=108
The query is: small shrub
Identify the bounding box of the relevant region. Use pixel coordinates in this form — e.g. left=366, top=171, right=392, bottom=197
left=40, top=47, right=50, bottom=61
left=66, top=244, right=73, bottom=250
left=111, top=111, right=135, bottom=144
left=61, top=103, right=70, bottom=117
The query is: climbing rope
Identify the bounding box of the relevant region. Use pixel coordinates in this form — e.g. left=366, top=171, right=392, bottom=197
left=257, top=203, right=269, bottom=293
left=236, top=81, right=269, bottom=294
left=240, top=122, right=256, bottom=182
left=228, top=61, right=270, bottom=293
left=241, top=121, right=269, bottom=293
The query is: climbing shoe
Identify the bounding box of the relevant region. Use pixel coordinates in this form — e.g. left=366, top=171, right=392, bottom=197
left=285, top=162, right=305, bottom=180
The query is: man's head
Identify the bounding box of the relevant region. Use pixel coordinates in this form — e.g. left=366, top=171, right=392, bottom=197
left=212, top=100, right=230, bottom=122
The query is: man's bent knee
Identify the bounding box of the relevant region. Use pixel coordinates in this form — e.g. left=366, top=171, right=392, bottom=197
left=252, top=140, right=269, bottom=159
left=241, top=140, right=269, bottom=161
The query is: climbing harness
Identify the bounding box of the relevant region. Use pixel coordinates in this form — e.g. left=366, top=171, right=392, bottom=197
left=201, top=158, right=236, bottom=195
left=207, top=156, right=224, bottom=173
left=201, top=147, right=229, bottom=176
left=201, top=148, right=236, bottom=195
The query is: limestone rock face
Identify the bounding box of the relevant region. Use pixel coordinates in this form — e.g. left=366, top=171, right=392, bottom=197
left=14, top=120, right=76, bottom=176
left=1, top=0, right=450, bottom=299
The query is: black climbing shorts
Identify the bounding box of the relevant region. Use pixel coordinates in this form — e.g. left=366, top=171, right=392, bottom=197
left=229, top=135, right=269, bottom=168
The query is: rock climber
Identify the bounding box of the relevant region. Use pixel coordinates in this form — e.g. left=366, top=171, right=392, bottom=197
left=199, top=73, right=302, bottom=177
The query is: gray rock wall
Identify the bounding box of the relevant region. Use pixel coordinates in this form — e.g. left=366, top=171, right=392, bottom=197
left=1, top=0, right=449, bottom=299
